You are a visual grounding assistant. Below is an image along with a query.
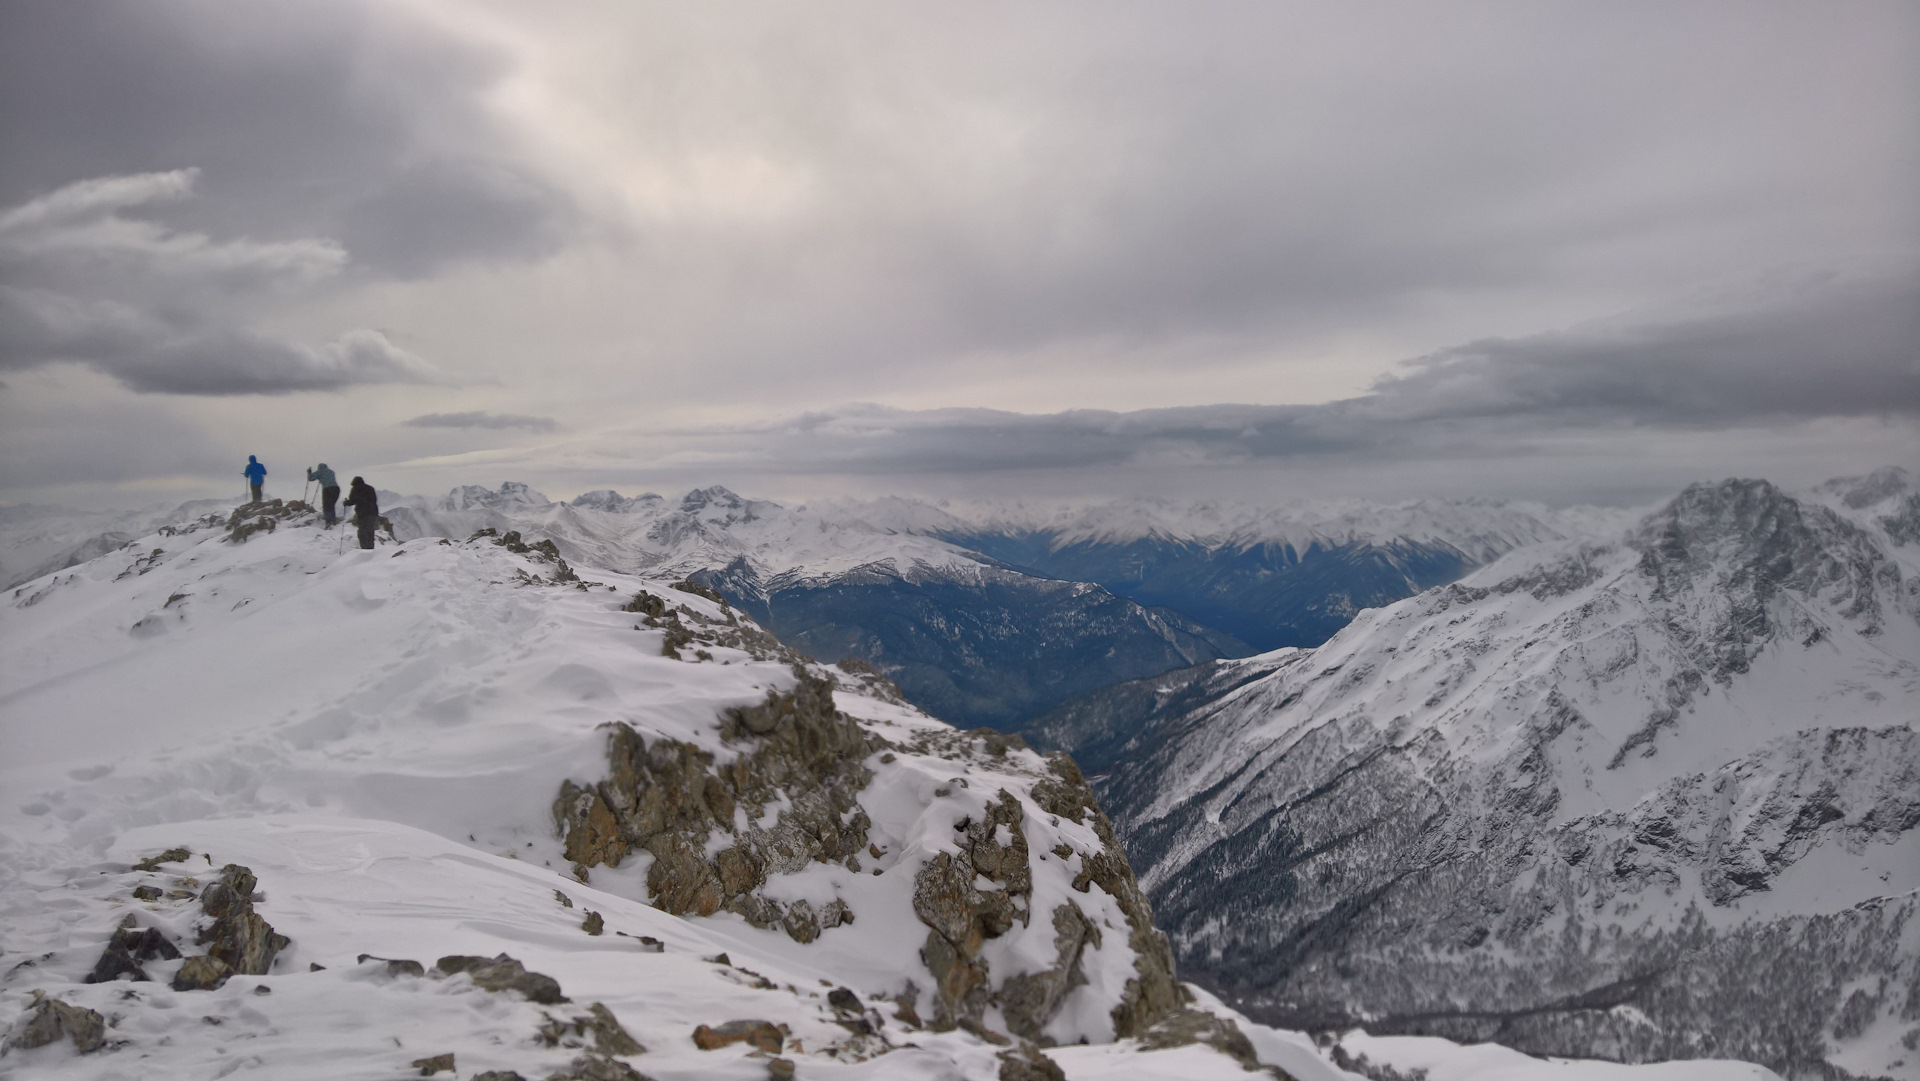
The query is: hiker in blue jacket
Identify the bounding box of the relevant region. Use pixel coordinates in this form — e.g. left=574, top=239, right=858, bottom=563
left=306, top=463, right=340, bottom=526
left=243, top=456, right=267, bottom=503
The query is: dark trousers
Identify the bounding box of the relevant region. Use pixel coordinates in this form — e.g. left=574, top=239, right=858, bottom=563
left=356, top=517, right=377, bottom=550
left=249, top=482, right=263, bottom=503
left=321, top=485, right=340, bottom=524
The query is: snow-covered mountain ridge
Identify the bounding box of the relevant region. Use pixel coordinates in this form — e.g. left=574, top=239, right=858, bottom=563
left=0, top=496, right=1787, bottom=1081
left=0, top=500, right=1259, bottom=1079
left=1062, top=473, right=1920, bottom=1080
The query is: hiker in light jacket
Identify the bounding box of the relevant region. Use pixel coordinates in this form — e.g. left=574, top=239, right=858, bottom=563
left=343, top=476, right=380, bottom=550
left=307, top=463, right=340, bottom=526
left=243, top=456, right=266, bottom=503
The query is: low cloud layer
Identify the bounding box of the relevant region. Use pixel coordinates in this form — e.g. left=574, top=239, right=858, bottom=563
left=0, top=171, right=440, bottom=394
left=404, top=411, right=559, bottom=431
left=598, top=267, right=1919, bottom=478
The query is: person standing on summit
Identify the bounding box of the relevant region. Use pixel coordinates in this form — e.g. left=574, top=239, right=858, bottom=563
left=306, top=463, right=340, bottom=526
left=243, top=455, right=266, bottom=503
left=343, top=476, right=380, bottom=550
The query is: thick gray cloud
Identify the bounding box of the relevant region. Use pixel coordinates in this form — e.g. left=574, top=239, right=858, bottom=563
left=1361, top=268, right=1920, bottom=426
left=604, top=267, right=1918, bottom=477
left=404, top=412, right=558, bottom=431
left=0, top=171, right=440, bottom=394
left=0, top=0, right=571, bottom=276
left=1, top=2, right=1913, bottom=506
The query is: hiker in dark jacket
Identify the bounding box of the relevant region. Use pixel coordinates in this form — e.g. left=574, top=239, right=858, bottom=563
left=343, top=476, right=380, bottom=550
left=306, top=463, right=340, bottom=526
left=243, top=456, right=267, bottom=503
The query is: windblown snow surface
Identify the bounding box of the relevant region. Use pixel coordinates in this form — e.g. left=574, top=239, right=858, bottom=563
left=0, top=504, right=1779, bottom=1080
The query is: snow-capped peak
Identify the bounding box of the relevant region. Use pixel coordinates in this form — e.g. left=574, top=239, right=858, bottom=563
left=437, top=480, right=551, bottom=512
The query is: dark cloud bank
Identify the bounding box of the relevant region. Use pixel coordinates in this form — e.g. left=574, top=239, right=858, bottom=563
left=405, top=412, right=559, bottom=432
left=653, top=267, right=1918, bottom=480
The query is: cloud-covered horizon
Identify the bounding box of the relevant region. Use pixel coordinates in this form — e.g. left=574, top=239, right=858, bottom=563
left=0, top=1, right=1912, bottom=507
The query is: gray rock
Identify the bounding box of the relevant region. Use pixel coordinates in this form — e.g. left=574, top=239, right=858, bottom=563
left=996, top=1040, right=1067, bottom=1081
left=86, top=924, right=180, bottom=983
left=436, top=953, right=567, bottom=1004
left=171, top=954, right=233, bottom=991
left=5, top=996, right=108, bottom=1054
left=537, top=1002, right=645, bottom=1056
left=691, top=1019, right=783, bottom=1053
left=132, top=847, right=193, bottom=872
left=548, top=1055, right=650, bottom=1081
left=359, top=954, right=426, bottom=978
left=554, top=670, right=876, bottom=930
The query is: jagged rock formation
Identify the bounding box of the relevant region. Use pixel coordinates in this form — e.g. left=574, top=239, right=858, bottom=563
left=554, top=659, right=1193, bottom=1045
left=554, top=668, right=876, bottom=928
left=86, top=922, right=181, bottom=983
left=172, top=864, right=290, bottom=990
left=1061, top=478, right=1919, bottom=1079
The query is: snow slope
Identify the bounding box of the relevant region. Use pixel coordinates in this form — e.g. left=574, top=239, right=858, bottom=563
left=0, top=502, right=1780, bottom=1080
left=1085, top=478, right=1920, bottom=1079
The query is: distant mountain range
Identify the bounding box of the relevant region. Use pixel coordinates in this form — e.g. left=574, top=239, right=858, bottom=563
left=363, top=485, right=1617, bottom=730
left=0, top=484, right=1634, bottom=731
left=1031, top=467, right=1920, bottom=1080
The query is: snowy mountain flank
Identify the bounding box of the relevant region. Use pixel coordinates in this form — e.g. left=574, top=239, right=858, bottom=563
left=1053, top=471, right=1920, bottom=1081
left=0, top=493, right=1788, bottom=1080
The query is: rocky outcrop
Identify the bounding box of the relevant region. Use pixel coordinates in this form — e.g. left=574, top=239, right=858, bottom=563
left=1030, top=754, right=1185, bottom=1038
left=904, top=750, right=1186, bottom=1042
left=168, top=863, right=289, bottom=990
left=555, top=660, right=1190, bottom=1048
left=226, top=498, right=316, bottom=544
left=692, top=1019, right=784, bottom=1053
left=554, top=668, right=877, bottom=938
left=913, top=789, right=1035, bottom=1030
left=537, top=1002, right=645, bottom=1056
left=5, top=994, right=108, bottom=1054
left=86, top=920, right=180, bottom=983
left=199, top=865, right=289, bottom=975
left=436, top=954, right=567, bottom=1004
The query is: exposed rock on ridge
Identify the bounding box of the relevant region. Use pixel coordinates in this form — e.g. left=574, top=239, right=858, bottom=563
left=555, top=664, right=1192, bottom=1045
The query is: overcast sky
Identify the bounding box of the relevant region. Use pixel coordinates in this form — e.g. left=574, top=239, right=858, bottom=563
left=1, top=0, right=1914, bottom=509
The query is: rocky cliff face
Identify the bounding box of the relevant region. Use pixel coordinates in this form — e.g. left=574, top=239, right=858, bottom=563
left=1067, top=478, right=1920, bottom=1079
left=551, top=597, right=1192, bottom=1046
